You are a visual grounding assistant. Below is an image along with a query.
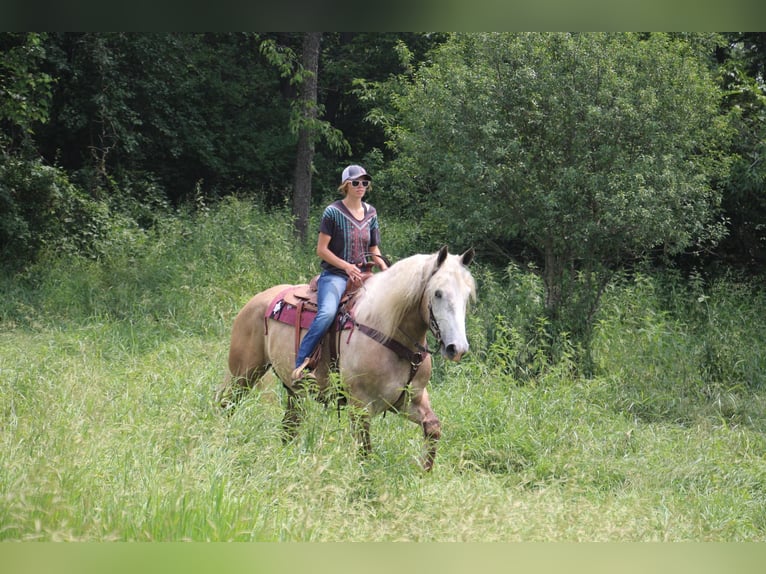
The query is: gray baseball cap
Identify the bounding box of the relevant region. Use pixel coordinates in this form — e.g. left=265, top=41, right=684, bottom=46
left=341, top=164, right=372, bottom=183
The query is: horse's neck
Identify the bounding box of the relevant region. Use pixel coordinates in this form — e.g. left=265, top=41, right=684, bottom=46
left=355, top=260, right=429, bottom=339
left=395, top=304, right=429, bottom=344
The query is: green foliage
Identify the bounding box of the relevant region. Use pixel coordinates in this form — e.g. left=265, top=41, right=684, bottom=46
left=39, top=33, right=296, bottom=203
left=260, top=35, right=351, bottom=159
left=373, top=32, right=731, bottom=351
left=24, top=32, right=446, bottom=211
left=678, top=271, right=766, bottom=394
left=0, top=156, right=112, bottom=267
left=8, top=197, right=310, bottom=336
left=0, top=32, right=52, bottom=153
left=716, top=34, right=766, bottom=271
left=318, top=33, right=449, bottom=163
left=470, top=262, right=577, bottom=380
left=593, top=273, right=704, bottom=422
left=4, top=31, right=766, bottom=283
left=592, top=270, right=766, bottom=425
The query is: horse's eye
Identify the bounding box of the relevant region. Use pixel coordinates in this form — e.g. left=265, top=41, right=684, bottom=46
left=434, top=290, right=443, bottom=299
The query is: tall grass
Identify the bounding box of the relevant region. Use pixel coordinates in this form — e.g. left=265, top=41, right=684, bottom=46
left=592, top=270, right=766, bottom=426
left=2, top=197, right=766, bottom=541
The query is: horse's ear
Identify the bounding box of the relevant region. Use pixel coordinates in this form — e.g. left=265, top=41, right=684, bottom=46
left=461, top=247, right=475, bottom=266
left=436, top=245, right=449, bottom=268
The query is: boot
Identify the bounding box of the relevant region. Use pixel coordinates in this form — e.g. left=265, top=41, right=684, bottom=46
left=291, top=358, right=316, bottom=383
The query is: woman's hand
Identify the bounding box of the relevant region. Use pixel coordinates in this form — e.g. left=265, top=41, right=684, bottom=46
left=346, top=263, right=364, bottom=286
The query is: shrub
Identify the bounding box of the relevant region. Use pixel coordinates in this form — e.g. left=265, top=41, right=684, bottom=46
left=0, top=156, right=112, bottom=267
left=592, top=270, right=766, bottom=424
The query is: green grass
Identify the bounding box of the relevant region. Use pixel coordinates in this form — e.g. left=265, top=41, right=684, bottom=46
left=2, top=198, right=766, bottom=541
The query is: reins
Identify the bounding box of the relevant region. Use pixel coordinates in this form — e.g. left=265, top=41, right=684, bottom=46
left=336, top=252, right=445, bottom=412
left=359, top=251, right=392, bottom=270
left=340, top=300, right=443, bottom=412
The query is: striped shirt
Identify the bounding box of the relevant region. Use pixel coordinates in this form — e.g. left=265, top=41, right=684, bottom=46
left=319, top=200, right=381, bottom=277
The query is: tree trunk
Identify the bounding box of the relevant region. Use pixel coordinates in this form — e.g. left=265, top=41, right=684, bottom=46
left=292, top=32, right=321, bottom=243
left=543, top=239, right=564, bottom=322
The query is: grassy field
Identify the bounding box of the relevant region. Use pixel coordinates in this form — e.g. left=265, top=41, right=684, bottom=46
left=2, top=198, right=766, bottom=541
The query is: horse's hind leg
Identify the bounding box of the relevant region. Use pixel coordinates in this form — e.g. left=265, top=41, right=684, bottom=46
left=218, top=288, right=279, bottom=412
left=214, top=364, right=270, bottom=411
left=281, top=386, right=307, bottom=442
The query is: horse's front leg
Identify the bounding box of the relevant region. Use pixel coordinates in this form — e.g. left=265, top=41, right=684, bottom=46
left=407, top=388, right=441, bottom=471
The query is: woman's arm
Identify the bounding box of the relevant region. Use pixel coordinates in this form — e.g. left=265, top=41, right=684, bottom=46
left=316, top=232, right=366, bottom=283
left=368, top=245, right=388, bottom=271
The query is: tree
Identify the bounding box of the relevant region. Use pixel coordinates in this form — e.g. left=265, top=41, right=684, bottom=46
left=374, top=33, right=730, bottom=354
left=293, top=32, right=321, bottom=242
left=32, top=33, right=443, bottom=212
left=39, top=33, right=297, bottom=204
left=260, top=33, right=350, bottom=241
left=716, top=33, right=766, bottom=272
left=0, top=32, right=52, bottom=155
left=1, top=32, right=60, bottom=265
left=320, top=33, right=449, bottom=165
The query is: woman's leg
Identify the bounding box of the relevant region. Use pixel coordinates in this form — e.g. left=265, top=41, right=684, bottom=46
left=294, top=272, right=348, bottom=370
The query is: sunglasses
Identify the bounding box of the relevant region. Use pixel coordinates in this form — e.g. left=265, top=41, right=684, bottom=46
left=350, top=180, right=370, bottom=187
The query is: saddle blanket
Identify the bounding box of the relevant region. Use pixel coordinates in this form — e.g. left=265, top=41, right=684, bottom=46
left=265, top=286, right=351, bottom=331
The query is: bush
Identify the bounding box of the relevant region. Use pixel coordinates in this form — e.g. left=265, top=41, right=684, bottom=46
left=7, top=196, right=312, bottom=336
left=0, top=156, right=112, bottom=267
left=686, top=274, right=766, bottom=393
left=4, top=196, right=765, bottom=430
left=591, top=270, right=766, bottom=424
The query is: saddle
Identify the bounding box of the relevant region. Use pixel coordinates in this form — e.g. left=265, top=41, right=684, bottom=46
left=264, top=272, right=372, bottom=367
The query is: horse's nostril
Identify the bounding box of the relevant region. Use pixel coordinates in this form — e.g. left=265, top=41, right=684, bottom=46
left=443, top=343, right=467, bottom=362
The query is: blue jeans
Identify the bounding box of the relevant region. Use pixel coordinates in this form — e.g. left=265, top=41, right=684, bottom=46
left=295, top=271, right=348, bottom=368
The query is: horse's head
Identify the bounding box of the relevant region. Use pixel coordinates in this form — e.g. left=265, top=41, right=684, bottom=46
left=423, top=246, right=476, bottom=361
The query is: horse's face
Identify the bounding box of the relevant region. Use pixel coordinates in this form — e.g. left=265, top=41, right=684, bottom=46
left=424, top=248, right=476, bottom=361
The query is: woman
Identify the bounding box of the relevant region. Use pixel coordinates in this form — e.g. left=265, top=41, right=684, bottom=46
left=292, top=164, right=389, bottom=382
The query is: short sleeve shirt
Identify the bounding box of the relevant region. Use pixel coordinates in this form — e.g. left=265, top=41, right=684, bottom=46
left=319, top=200, right=381, bottom=276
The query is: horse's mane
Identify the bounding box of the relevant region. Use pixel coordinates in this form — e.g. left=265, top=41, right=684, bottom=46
left=353, top=252, right=436, bottom=336
left=353, top=251, right=475, bottom=337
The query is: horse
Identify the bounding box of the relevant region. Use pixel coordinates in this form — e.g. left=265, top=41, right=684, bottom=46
left=215, top=246, right=476, bottom=471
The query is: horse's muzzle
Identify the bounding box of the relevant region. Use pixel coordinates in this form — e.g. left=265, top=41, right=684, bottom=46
left=443, top=343, right=467, bottom=362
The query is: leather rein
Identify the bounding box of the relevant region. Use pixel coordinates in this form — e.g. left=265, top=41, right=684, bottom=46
left=340, top=301, right=442, bottom=410
left=337, top=252, right=443, bottom=411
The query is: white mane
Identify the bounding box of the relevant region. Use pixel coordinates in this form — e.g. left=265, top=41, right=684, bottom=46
left=353, top=251, right=475, bottom=337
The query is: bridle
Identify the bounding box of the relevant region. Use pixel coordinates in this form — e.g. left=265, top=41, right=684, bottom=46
left=428, top=304, right=443, bottom=349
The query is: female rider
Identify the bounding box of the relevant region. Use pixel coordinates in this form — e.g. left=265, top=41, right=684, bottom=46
left=291, top=164, right=388, bottom=382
